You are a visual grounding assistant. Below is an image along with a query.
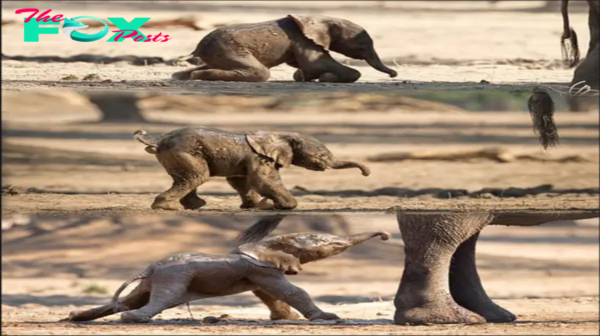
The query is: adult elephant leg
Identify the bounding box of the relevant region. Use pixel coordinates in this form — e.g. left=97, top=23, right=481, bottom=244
left=394, top=212, right=492, bottom=325
left=449, top=232, right=516, bottom=323
left=587, top=1, right=599, bottom=57
left=190, top=57, right=270, bottom=82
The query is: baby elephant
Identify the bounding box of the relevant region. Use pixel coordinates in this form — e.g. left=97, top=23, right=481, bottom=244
left=171, top=14, right=397, bottom=83
left=134, top=127, right=370, bottom=211
left=63, top=230, right=391, bottom=323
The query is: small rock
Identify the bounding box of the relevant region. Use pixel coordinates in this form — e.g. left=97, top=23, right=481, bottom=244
left=2, top=185, right=28, bottom=195
left=202, top=316, right=220, bottom=324
left=61, top=74, right=79, bottom=80
left=83, top=74, right=101, bottom=81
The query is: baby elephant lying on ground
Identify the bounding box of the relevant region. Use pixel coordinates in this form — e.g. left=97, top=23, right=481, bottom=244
left=63, top=230, right=391, bottom=323
left=134, top=127, right=370, bottom=211
left=171, top=14, right=397, bottom=83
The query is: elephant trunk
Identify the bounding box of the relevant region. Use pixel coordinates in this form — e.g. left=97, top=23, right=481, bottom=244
left=343, top=231, right=391, bottom=245
left=364, top=48, right=397, bottom=78
left=329, top=160, right=371, bottom=176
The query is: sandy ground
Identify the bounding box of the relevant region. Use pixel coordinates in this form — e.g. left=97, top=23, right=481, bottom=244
left=2, top=1, right=599, bottom=335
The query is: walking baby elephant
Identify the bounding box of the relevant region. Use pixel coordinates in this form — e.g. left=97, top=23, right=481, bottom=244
left=171, top=15, right=397, bottom=83
left=134, top=127, right=371, bottom=211
left=63, top=230, right=391, bottom=323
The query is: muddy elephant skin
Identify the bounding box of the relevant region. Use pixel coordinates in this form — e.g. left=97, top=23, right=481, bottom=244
left=133, top=127, right=370, bottom=211
left=171, top=15, right=397, bottom=83
left=63, top=231, right=391, bottom=324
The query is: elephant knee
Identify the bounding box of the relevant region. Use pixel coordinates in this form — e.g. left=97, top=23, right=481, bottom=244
left=345, top=69, right=361, bottom=82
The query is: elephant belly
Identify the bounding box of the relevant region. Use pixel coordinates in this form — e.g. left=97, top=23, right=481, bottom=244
left=187, top=271, right=256, bottom=296
left=188, top=277, right=258, bottom=298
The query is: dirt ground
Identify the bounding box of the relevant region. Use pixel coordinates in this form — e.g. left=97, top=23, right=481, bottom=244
left=2, top=1, right=599, bottom=335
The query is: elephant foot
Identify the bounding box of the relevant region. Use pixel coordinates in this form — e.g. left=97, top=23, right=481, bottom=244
left=307, top=311, right=341, bottom=321
left=270, top=310, right=301, bottom=321
left=450, top=232, right=516, bottom=323
left=318, top=70, right=361, bottom=83
left=394, top=212, right=494, bottom=326
left=151, top=199, right=184, bottom=211
left=239, top=198, right=261, bottom=209
left=394, top=300, right=485, bottom=325
left=256, top=198, right=297, bottom=211
left=180, top=194, right=207, bottom=210
left=120, top=311, right=152, bottom=324
left=459, top=301, right=515, bottom=323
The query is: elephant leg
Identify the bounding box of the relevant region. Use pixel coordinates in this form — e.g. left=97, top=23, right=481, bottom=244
left=587, top=4, right=599, bottom=57
left=152, top=154, right=209, bottom=211
left=246, top=161, right=298, bottom=210
left=120, top=283, right=189, bottom=323
left=393, top=212, right=493, bottom=325
left=65, top=286, right=150, bottom=322
left=171, top=65, right=210, bottom=80
left=449, top=232, right=516, bottom=323
left=253, top=289, right=300, bottom=320
left=295, top=54, right=361, bottom=83
left=179, top=189, right=207, bottom=210
left=190, top=57, right=270, bottom=82
left=249, top=272, right=339, bottom=321
left=226, top=176, right=262, bottom=209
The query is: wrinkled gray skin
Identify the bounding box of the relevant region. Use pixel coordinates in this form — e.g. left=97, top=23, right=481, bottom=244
left=392, top=211, right=599, bottom=325
left=134, top=127, right=370, bottom=211
left=560, top=0, right=600, bottom=68
left=171, top=15, right=397, bottom=83
left=63, top=230, right=391, bottom=323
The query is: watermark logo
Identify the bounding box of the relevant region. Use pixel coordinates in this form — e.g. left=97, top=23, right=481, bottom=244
left=15, top=9, right=172, bottom=42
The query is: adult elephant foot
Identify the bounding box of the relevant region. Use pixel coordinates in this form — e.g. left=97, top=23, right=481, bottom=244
left=393, top=212, right=495, bottom=325
left=450, top=232, right=516, bottom=323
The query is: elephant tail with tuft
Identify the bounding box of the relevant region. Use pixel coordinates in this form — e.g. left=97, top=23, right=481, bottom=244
left=527, top=88, right=559, bottom=150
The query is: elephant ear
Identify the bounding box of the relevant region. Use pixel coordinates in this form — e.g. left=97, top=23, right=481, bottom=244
left=245, top=131, right=293, bottom=167
left=288, top=14, right=332, bottom=50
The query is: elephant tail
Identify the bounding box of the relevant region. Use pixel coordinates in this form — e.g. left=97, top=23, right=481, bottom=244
left=527, top=88, right=559, bottom=150
left=560, top=0, right=580, bottom=68
left=133, top=130, right=158, bottom=154
left=111, top=265, right=155, bottom=309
